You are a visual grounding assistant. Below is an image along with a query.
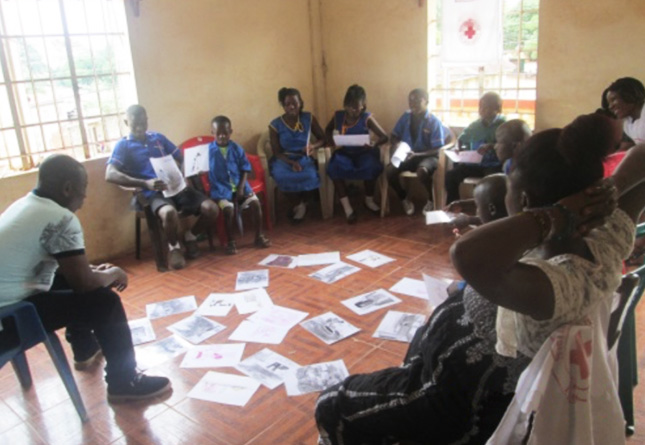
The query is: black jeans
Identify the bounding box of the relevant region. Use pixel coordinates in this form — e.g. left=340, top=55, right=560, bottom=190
left=25, top=286, right=137, bottom=386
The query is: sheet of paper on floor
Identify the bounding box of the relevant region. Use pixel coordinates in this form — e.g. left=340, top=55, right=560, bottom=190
left=128, top=317, right=156, bottom=346
left=187, top=371, right=261, bottom=407
left=146, top=295, right=198, bottom=319
left=235, top=269, right=269, bottom=291
left=229, top=320, right=290, bottom=344
left=389, top=277, right=428, bottom=299
left=167, top=315, right=226, bottom=344
left=180, top=343, right=246, bottom=368
left=136, top=335, right=192, bottom=370
left=246, top=304, right=308, bottom=330
left=258, top=253, right=298, bottom=269
left=373, top=310, right=426, bottom=343
left=235, top=348, right=300, bottom=389
left=425, top=210, right=452, bottom=225
left=196, top=293, right=235, bottom=317
left=234, top=288, right=274, bottom=314
left=284, top=359, right=349, bottom=396
left=341, top=289, right=402, bottom=315
left=422, top=273, right=450, bottom=309
left=296, top=251, right=341, bottom=267
left=300, top=312, right=360, bottom=345
left=346, top=249, right=395, bottom=268
left=309, top=261, right=361, bottom=284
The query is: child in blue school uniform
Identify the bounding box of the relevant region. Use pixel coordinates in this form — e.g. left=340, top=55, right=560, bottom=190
left=385, top=88, right=447, bottom=216
left=269, top=87, right=326, bottom=223
left=208, top=115, right=271, bottom=254
left=325, top=85, right=388, bottom=223
left=444, top=92, right=506, bottom=204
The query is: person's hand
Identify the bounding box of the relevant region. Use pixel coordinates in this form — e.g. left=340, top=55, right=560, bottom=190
left=306, top=144, right=314, bottom=156
left=145, top=178, right=167, bottom=191
left=363, top=143, right=375, bottom=151
left=477, top=143, right=494, bottom=155
left=106, top=266, right=128, bottom=292
left=450, top=213, right=471, bottom=230
left=235, top=188, right=244, bottom=202
left=405, top=151, right=416, bottom=161
left=557, top=177, right=618, bottom=235
left=92, top=263, right=115, bottom=271
left=291, top=161, right=303, bottom=172
left=445, top=200, right=464, bottom=213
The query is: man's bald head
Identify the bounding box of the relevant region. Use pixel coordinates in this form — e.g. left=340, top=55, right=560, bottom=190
left=494, top=119, right=532, bottom=163
left=36, top=154, right=88, bottom=211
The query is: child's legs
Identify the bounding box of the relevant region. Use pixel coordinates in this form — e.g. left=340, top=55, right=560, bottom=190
left=241, top=195, right=263, bottom=237
left=364, top=179, right=376, bottom=197
left=415, top=156, right=439, bottom=199
left=333, top=179, right=348, bottom=199
left=386, top=163, right=406, bottom=200
left=173, top=188, right=219, bottom=237
left=217, top=200, right=235, bottom=241
left=153, top=200, right=180, bottom=245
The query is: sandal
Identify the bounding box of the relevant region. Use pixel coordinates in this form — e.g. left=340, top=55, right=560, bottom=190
left=226, top=240, right=238, bottom=255
left=255, top=234, right=272, bottom=248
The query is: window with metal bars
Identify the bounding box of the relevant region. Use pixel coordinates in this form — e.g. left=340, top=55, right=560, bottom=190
left=429, top=0, right=539, bottom=129
left=0, top=0, right=137, bottom=177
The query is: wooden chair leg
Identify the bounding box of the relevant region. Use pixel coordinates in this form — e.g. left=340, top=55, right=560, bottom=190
left=135, top=215, right=141, bottom=260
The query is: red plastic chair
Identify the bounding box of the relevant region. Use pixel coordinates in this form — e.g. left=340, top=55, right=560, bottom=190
left=179, top=136, right=271, bottom=246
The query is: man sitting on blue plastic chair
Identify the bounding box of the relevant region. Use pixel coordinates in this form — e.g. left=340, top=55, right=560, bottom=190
left=0, top=154, right=171, bottom=403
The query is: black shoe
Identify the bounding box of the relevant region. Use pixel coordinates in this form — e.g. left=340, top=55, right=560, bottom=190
left=107, top=374, right=172, bottom=403
left=184, top=239, right=200, bottom=259
left=346, top=212, right=357, bottom=224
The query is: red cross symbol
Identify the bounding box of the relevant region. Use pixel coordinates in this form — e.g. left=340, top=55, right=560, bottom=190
left=569, top=339, right=592, bottom=380
left=464, top=19, right=477, bottom=39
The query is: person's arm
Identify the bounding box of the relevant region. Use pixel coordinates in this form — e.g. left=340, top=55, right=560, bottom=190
left=611, top=142, right=645, bottom=223
left=105, top=163, right=166, bottom=192
left=408, top=120, right=445, bottom=158
left=309, top=115, right=326, bottom=153
left=366, top=116, right=389, bottom=148
left=57, top=254, right=128, bottom=293
left=269, top=126, right=301, bottom=172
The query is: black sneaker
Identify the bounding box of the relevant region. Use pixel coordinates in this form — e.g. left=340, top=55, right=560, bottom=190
left=184, top=239, right=200, bottom=259
left=107, top=374, right=172, bottom=403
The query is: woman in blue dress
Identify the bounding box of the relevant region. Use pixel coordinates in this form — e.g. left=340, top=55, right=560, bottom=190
left=325, top=85, right=388, bottom=223
left=269, top=87, right=325, bottom=223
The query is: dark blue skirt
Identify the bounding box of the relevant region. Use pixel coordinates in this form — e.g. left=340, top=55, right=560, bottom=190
left=326, top=147, right=383, bottom=181
left=269, top=155, right=320, bottom=192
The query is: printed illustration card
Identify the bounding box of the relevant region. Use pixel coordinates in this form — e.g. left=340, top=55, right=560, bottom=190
left=341, top=289, right=402, bottom=315
left=197, top=293, right=235, bottom=317
left=136, top=335, right=192, bottom=370
left=296, top=252, right=341, bottom=267
left=284, top=360, right=349, bottom=396
left=187, top=371, right=261, bottom=407
left=345, top=249, right=395, bottom=268
left=228, top=320, right=290, bottom=345
left=180, top=343, right=245, bottom=369
left=258, top=254, right=298, bottom=269
left=372, top=311, right=426, bottom=343
left=309, top=261, right=361, bottom=284
left=146, top=295, right=198, bottom=319
left=234, top=288, right=274, bottom=315
left=235, top=269, right=269, bottom=291
left=235, top=348, right=300, bottom=389
left=246, top=305, right=308, bottom=330
left=167, top=315, right=226, bottom=344
left=300, top=312, right=360, bottom=345
left=389, top=277, right=428, bottom=300
left=149, top=154, right=186, bottom=197
left=128, top=317, right=156, bottom=346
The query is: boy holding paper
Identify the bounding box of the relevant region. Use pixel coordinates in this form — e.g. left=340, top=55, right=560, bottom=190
left=385, top=88, right=448, bottom=216
left=444, top=92, right=506, bottom=204
left=208, top=115, right=270, bottom=254
left=325, top=85, right=388, bottom=223
left=106, top=105, right=219, bottom=270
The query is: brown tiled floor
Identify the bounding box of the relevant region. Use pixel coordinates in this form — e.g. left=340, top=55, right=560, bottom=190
left=1, top=208, right=644, bottom=444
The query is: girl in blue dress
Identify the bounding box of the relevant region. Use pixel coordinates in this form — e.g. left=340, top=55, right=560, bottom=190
left=269, top=87, right=325, bottom=222
left=325, top=85, right=388, bottom=223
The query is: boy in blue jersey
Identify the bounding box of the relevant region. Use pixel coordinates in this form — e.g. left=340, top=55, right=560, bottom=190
left=106, top=105, right=219, bottom=270
left=385, top=88, right=447, bottom=215
left=208, top=115, right=270, bottom=254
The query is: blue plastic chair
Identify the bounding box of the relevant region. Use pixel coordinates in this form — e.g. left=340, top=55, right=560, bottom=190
left=0, top=301, right=88, bottom=422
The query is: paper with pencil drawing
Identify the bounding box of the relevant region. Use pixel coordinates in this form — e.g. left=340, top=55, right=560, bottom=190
left=235, top=348, right=300, bottom=389
left=309, top=261, right=361, bottom=284
left=373, top=311, right=426, bottom=343
left=149, top=154, right=186, bottom=197
left=422, top=273, right=450, bottom=309
left=146, top=295, right=198, bottom=319
left=284, top=360, right=349, bottom=396
left=228, top=320, right=290, bottom=344
left=297, top=252, right=341, bottom=267
left=342, top=289, right=401, bottom=315
left=136, top=335, right=191, bottom=370
left=389, top=277, right=428, bottom=300
left=300, top=312, right=360, bottom=345
left=128, top=318, right=156, bottom=346
left=235, top=269, right=269, bottom=291
left=258, top=254, right=298, bottom=269
left=183, top=143, right=209, bottom=177
left=346, top=249, right=395, bottom=268
left=180, top=343, right=245, bottom=368
left=233, top=288, right=273, bottom=314
left=167, top=315, right=225, bottom=344
left=246, top=305, right=308, bottom=330
left=197, top=293, right=235, bottom=317
left=187, top=371, right=260, bottom=406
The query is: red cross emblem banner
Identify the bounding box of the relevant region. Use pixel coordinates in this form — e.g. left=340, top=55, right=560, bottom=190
left=441, top=0, right=502, bottom=66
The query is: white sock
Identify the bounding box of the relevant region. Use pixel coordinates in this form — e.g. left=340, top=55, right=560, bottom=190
left=340, top=197, right=353, bottom=216
left=168, top=242, right=181, bottom=250
left=364, top=196, right=380, bottom=211
left=293, top=202, right=306, bottom=219
left=184, top=230, right=197, bottom=242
